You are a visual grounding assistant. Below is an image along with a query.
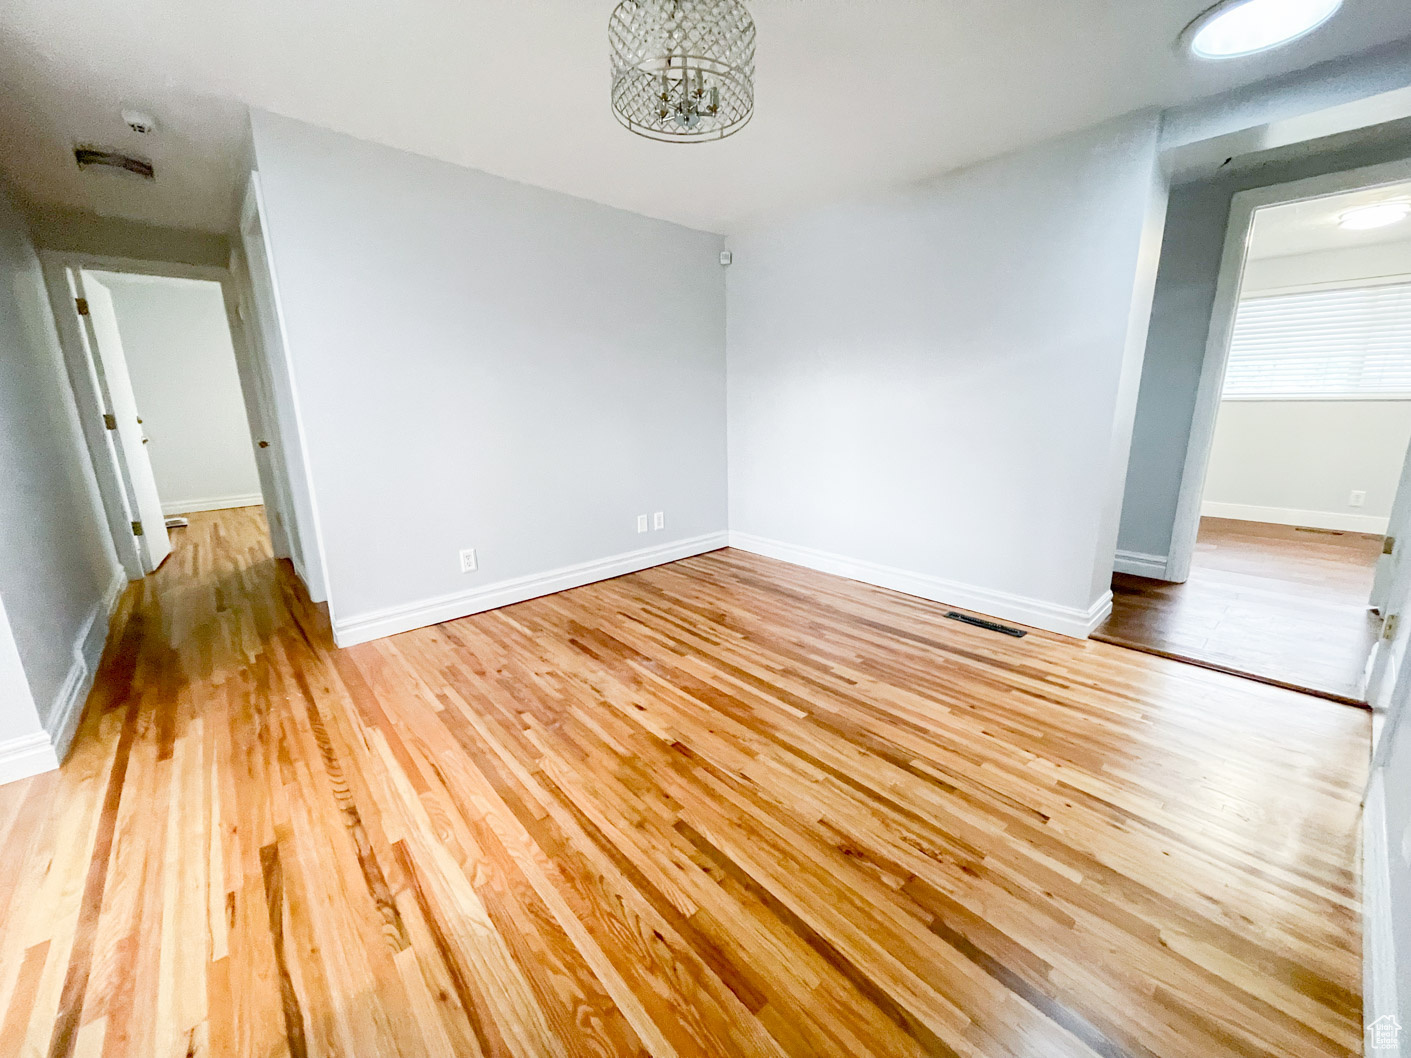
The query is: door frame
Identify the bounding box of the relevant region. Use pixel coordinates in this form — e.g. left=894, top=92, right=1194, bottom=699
left=38, top=250, right=289, bottom=582
left=1165, top=156, right=1411, bottom=582
left=236, top=173, right=331, bottom=605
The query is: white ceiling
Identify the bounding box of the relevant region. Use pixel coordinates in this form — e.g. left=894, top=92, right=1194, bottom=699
left=3, top=0, right=1411, bottom=235
left=1249, top=180, right=1411, bottom=258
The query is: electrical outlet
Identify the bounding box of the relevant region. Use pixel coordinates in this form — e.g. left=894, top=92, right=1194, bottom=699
left=652, top=511, right=664, bottom=530
left=636, top=514, right=649, bottom=533
left=459, top=548, right=478, bottom=573
left=1350, top=490, right=1367, bottom=508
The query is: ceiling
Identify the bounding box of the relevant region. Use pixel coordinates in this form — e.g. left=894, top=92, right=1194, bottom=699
left=3, top=0, right=1411, bottom=235
left=1249, top=179, right=1411, bottom=258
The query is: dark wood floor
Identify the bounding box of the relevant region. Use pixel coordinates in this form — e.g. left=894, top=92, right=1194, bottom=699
left=1095, top=517, right=1383, bottom=704
left=0, top=508, right=1368, bottom=1058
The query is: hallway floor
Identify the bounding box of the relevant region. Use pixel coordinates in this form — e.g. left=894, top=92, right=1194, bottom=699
left=1095, top=517, right=1383, bottom=704
left=0, top=508, right=1369, bottom=1058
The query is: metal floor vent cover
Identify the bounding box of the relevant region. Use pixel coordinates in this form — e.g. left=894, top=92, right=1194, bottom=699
left=945, top=611, right=1027, bottom=638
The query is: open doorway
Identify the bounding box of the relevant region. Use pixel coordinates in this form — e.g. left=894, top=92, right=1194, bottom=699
left=1099, top=163, right=1411, bottom=705
left=38, top=247, right=313, bottom=598
left=81, top=269, right=263, bottom=569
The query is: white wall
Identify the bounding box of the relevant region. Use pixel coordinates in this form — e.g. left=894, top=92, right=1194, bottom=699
left=1199, top=239, right=1411, bottom=533
left=1203, top=401, right=1411, bottom=532
left=94, top=272, right=262, bottom=515
left=0, top=183, right=120, bottom=782
left=1366, top=665, right=1411, bottom=1058
left=725, top=112, right=1165, bottom=636
left=248, top=111, right=728, bottom=645
left=1243, top=237, right=1411, bottom=292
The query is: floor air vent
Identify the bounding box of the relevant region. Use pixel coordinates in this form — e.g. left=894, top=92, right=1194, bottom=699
left=946, top=612, right=1027, bottom=637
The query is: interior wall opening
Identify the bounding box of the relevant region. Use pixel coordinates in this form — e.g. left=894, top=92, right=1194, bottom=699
left=85, top=270, right=263, bottom=521
left=40, top=255, right=286, bottom=585
left=1101, top=162, right=1411, bottom=706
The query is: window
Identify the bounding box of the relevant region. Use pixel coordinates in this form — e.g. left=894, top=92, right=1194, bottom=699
left=1221, top=279, right=1411, bottom=399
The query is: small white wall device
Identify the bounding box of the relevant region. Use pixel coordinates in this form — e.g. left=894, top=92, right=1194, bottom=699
left=121, top=108, right=157, bottom=135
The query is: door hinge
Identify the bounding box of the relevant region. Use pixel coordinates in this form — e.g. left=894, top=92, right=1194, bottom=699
left=1384, top=613, right=1400, bottom=641
left=75, top=297, right=89, bottom=316
left=103, top=413, right=117, bottom=430
left=1384, top=535, right=1396, bottom=556
left=131, top=520, right=144, bottom=537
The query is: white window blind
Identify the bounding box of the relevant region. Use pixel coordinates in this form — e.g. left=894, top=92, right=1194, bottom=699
left=1222, top=280, right=1411, bottom=400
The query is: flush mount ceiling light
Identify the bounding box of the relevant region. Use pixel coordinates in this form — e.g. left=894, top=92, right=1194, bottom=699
left=1339, top=202, right=1411, bottom=230
left=609, top=0, right=756, bottom=143
left=1182, top=0, right=1341, bottom=59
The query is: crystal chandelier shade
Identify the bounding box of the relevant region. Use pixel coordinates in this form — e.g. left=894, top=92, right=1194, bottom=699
left=609, top=0, right=756, bottom=143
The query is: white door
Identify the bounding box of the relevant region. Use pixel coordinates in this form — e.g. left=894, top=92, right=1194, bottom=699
left=226, top=253, right=297, bottom=564
left=1364, top=435, right=1411, bottom=704
left=238, top=186, right=316, bottom=591
left=73, top=270, right=172, bottom=573
left=1372, top=434, right=1411, bottom=612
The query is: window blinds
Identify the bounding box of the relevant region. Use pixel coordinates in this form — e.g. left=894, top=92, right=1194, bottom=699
left=1222, top=279, right=1411, bottom=399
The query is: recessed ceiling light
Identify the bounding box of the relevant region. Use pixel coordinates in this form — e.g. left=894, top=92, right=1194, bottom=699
left=1183, top=0, right=1341, bottom=60
left=1338, top=203, right=1411, bottom=231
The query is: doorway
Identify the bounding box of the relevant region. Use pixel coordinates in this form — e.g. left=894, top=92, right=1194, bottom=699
left=1100, top=162, right=1411, bottom=705
left=40, top=250, right=304, bottom=592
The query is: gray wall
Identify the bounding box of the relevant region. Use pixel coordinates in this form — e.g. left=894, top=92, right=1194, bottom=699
left=1116, top=138, right=1411, bottom=563
left=99, top=273, right=261, bottom=513
left=249, top=111, right=728, bottom=639
left=725, top=113, right=1164, bottom=632
left=25, top=206, right=230, bottom=268
left=0, top=184, right=116, bottom=731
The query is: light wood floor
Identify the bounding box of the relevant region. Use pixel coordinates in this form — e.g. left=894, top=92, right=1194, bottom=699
left=0, top=508, right=1369, bottom=1058
left=1095, top=518, right=1383, bottom=704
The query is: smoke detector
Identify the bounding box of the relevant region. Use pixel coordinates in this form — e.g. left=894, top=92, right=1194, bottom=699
left=120, top=108, right=157, bottom=135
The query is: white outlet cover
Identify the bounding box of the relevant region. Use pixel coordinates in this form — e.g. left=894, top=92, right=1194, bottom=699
left=653, top=511, right=664, bottom=530
left=459, top=548, right=477, bottom=573
left=1350, top=490, right=1367, bottom=508
left=636, top=515, right=649, bottom=533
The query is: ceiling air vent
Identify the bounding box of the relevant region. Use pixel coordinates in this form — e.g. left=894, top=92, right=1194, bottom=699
left=74, top=146, right=154, bottom=180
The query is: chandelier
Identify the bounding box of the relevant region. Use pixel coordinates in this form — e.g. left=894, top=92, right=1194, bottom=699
left=609, top=0, right=756, bottom=143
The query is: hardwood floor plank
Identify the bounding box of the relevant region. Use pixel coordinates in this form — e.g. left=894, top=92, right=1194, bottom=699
left=1096, top=517, right=1382, bottom=702
left=0, top=507, right=1368, bottom=1058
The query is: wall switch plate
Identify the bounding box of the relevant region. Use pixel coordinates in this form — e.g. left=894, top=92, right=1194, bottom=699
left=636, top=515, right=649, bottom=533
left=652, top=511, right=664, bottom=530
left=459, top=548, right=478, bottom=573
left=1350, top=490, right=1367, bottom=508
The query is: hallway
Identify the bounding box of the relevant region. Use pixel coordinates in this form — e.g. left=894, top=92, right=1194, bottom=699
left=0, top=508, right=1369, bottom=1058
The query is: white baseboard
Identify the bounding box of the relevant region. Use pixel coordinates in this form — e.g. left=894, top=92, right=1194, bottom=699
left=1363, top=773, right=1407, bottom=1058
left=1113, top=548, right=1170, bottom=579
left=1201, top=501, right=1389, bottom=535
left=727, top=531, right=1111, bottom=639
left=162, top=492, right=263, bottom=516
left=45, top=569, right=127, bottom=765
left=0, top=567, right=120, bottom=786
left=0, top=732, right=59, bottom=786
left=333, top=531, right=729, bottom=647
